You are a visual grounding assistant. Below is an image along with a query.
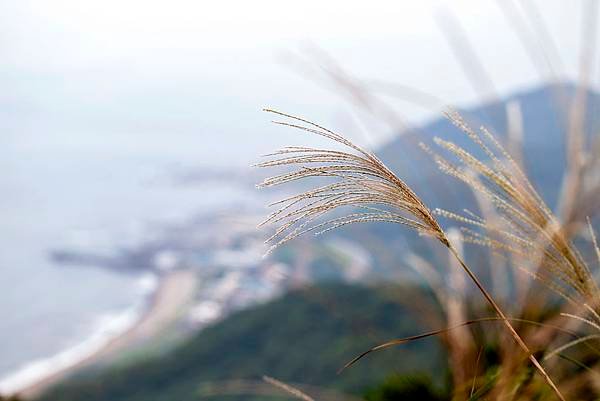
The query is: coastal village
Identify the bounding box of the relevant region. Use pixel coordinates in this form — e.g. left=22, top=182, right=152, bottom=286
left=49, top=206, right=374, bottom=343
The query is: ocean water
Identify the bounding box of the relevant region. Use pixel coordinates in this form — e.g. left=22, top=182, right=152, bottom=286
left=0, top=152, right=249, bottom=394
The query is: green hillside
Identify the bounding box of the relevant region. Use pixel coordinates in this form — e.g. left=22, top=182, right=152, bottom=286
left=36, top=284, right=447, bottom=401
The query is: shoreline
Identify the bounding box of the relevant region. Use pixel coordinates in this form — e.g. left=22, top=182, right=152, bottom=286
left=10, top=269, right=197, bottom=400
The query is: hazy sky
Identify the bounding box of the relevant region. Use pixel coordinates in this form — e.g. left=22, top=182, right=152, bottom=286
left=0, top=0, right=593, bottom=166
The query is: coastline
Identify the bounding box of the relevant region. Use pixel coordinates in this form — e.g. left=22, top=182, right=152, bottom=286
left=10, top=269, right=197, bottom=400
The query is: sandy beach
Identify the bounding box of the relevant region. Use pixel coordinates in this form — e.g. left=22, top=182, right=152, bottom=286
left=17, top=269, right=197, bottom=400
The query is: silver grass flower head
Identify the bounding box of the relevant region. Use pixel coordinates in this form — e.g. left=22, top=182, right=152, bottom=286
left=429, top=110, right=600, bottom=304
left=256, top=109, right=447, bottom=255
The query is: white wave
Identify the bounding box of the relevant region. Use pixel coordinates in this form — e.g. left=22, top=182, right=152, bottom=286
left=136, top=272, right=159, bottom=294
left=0, top=273, right=158, bottom=396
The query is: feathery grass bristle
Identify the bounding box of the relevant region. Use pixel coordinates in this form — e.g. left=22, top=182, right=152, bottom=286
left=430, top=111, right=600, bottom=305
left=257, top=109, right=446, bottom=255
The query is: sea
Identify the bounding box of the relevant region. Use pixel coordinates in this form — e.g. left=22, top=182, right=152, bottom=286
left=0, top=151, right=251, bottom=394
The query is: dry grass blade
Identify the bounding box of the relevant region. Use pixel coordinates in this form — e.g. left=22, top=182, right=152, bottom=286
left=560, top=313, right=600, bottom=332
left=263, top=375, right=316, bottom=401
left=258, top=110, right=566, bottom=400
left=556, top=302, right=600, bottom=360
left=471, top=346, right=484, bottom=398
left=590, top=217, right=600, bottom=269
left=341, top=316, right=588, bottom=372
left=198, top=379, right=359, bottom=401
left=339, top=318, right=497, bottom=374
left=543, top=334, right=600, bottom=362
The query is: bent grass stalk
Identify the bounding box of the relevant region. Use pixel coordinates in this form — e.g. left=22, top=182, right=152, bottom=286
left=257, top=109, right=566, bottom=400
left=262, top=376, right=316, bottom=401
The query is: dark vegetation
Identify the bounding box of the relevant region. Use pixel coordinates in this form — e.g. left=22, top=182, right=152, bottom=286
left=363, top=375, right=447, bottom=401
left=36, top=284, right=447, bottom=401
